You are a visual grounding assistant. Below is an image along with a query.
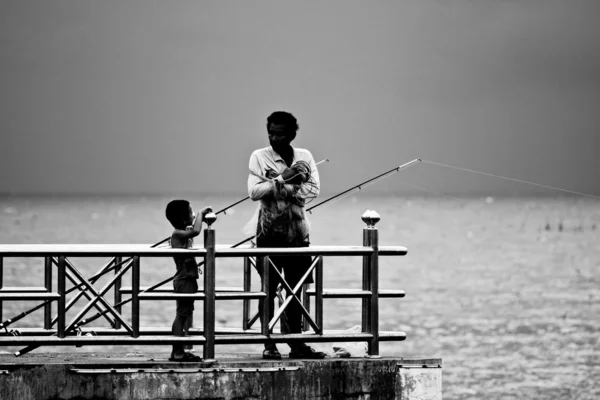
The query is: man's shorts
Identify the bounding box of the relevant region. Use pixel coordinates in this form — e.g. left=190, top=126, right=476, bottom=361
left=173, top=278, right=198, bottom=317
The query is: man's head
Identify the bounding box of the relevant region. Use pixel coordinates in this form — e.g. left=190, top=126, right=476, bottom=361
left=266, top=111, right=299, bottom=150
left=165, top=199, right=193, bottom=229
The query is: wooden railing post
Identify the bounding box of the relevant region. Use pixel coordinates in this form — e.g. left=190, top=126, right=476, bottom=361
left=203, top=213, right=217, bottom=362
left=132, top=256, right=140, bottom=338
left=243, top=257, right=251, bottom=330
left=315, top=256, right=323, bottom=335
left=57, top=255, right=66, bottom=338
left=0, top=257, right=3, bottom=321
left=302, top=282, right=310, bottom=331
left=362, top=224, right=371, bottom=334
left=261, top=256, right=270, bottom=336
left=113, top=256, right=122, bottom=330
left=44, top=257, right=52, bottom=329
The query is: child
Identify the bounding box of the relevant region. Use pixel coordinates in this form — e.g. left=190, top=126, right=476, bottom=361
left=165, top=199, right=212, bottom=362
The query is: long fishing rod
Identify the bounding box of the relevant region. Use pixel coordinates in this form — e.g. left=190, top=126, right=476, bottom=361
left=12, top=158, right=330, bottom=355
left=307, top=158, right=422, bottom=212
left=217, top=158, right=330, bottom=216
left=43, top=158, right=421, bottom=333
left=2, top=159, right=331, bottom=334
left=232, top=158, right=423, bottom=248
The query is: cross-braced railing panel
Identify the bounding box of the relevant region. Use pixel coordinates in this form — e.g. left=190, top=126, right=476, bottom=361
left=0, top=220, right=408, bottom=360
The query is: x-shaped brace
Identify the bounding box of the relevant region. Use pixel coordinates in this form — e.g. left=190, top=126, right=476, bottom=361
left=62, top=257, right=133, bottom=334
left=49, top=256, right=126, bottom=326
left=267, top=256, right=321, bottom=333
left=64, top=268, right=116, bottom=327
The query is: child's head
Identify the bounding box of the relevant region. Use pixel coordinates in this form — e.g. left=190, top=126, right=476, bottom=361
left=165, top=199, right=193, bottom=229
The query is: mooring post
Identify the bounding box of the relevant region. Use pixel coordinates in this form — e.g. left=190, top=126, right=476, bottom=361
left=242, top=257, right=251, bottom=330
left=132, top=256, right=140, bottom=338
left=113, top=256, right=122, bottom=330
left=203, top=212, right=217, bottom=362
left=44, top=257, right=52, bottom=329
left=57, top=255, right=66, bottom=338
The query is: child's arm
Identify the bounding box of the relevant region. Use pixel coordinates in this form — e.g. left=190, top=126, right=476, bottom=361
left=171, top=207, right=212, bottom=241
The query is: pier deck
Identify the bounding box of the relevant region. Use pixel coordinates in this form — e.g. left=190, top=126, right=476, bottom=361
left=0, top=352, right=442, bottom=400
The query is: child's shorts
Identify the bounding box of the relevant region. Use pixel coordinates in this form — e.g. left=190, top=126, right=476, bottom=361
left=173, top=278, right=198, bottom=317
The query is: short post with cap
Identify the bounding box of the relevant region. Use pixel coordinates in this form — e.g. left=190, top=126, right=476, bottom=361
left=362, top=210, right=381, bottom=358
left=203, top=211, right=217, bottom=362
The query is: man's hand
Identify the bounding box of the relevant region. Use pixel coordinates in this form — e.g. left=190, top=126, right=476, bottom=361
left=280, top=166, right=307, bottom=185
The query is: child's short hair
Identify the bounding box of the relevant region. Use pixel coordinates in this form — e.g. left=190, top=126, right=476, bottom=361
left=165, top=199, right=190, bottom=229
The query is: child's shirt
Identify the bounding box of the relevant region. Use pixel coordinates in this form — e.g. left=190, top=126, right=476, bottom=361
left=170, top=236, right=199, bottom=282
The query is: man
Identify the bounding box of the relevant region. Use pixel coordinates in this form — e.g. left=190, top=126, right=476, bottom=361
left=247, top=111, right=326, bottom=360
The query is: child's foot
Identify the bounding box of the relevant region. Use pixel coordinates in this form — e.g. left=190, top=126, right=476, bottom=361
left=169, top=352, right=202, bottom=362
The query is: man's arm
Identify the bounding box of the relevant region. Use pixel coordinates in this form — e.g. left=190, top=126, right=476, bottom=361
left=248, top=152, right=275, bottom=201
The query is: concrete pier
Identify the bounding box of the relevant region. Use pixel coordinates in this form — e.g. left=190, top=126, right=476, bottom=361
left=0, top=352, right=442, bottom=400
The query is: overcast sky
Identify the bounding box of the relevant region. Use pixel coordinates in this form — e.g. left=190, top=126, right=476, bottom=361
left=1, top=0, right=599, bottom=196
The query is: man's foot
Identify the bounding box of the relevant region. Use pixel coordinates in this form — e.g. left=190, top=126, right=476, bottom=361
left=169, top=352, right=203, bottom=362
left=262, top=348, right=282, bottom=360
left=289, top=346, right=327, bottom=359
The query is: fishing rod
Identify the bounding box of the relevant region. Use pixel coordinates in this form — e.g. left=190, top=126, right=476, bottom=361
left=12, top=158, right=330, bottom=355
left=36, top=158, right=420, bottom=333
left=307, top=158, right=422, bottom=212
left=231, top=158, right=423, bottom=248
left=3, top=159, right=331, bottom=333
left=217, top=158, right=330, bottom=216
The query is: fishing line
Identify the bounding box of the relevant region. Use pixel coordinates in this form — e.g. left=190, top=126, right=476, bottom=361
left=421, top=160, right=600, bottom=200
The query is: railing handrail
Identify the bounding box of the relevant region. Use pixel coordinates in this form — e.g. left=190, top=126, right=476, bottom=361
left=0, top=244, right=207, bottom=257
left=0, top=244, right=407, bottom=257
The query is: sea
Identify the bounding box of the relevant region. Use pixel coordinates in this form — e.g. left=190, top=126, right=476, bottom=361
left=1, top=194, right=599, bottom=400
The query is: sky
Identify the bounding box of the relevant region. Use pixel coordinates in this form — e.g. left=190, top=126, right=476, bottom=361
left=1, top=0, right=599, bottom=196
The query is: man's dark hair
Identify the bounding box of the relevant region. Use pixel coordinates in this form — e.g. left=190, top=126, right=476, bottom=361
left=165, top=199, right=190, bottom=229
left=267, top=111, right=299, bottom=133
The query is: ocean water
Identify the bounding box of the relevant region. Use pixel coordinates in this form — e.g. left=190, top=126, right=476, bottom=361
left=1, top=194, right=599, bottom=400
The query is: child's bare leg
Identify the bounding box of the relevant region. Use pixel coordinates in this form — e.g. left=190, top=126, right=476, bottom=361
left=171, top=314, right=187, bottom=358
left=183, top=314, right=193, bottom=351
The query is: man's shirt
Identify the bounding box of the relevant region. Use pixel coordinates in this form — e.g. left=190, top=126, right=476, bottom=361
left=247, top=146, right=320, bottom=202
